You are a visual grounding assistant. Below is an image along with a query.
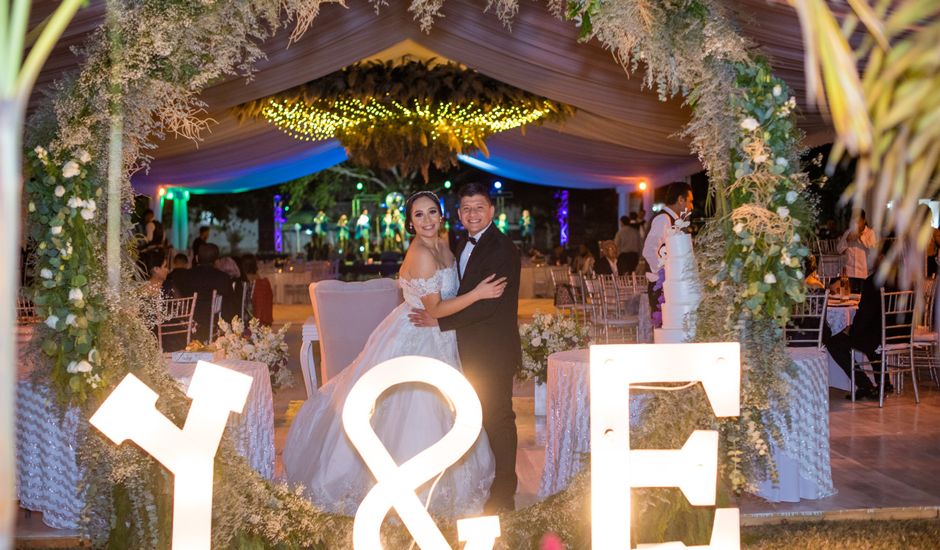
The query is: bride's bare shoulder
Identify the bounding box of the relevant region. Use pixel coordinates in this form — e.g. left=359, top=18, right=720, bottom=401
left=401, top=242, right=437, bottom=280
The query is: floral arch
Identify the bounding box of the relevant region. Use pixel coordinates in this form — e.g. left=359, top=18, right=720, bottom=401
left=23, top=0, right=812, bottom=546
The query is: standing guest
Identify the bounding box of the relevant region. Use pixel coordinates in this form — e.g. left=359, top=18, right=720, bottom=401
left=642, top=182, right=693, bottom=326
left=192, top=226, right=210, bottom=257
left=636, top=208, right=648, bottom=239
left=336, top=214, right=350, bottom=253
left=162, top=253, right=190, bottom=296
left=496, top=212, right=510, bottom=234
left=241, top=254, right=273, bottom=326
left=355, top=209, right=371, bottom=258
left=926, top=225, right=940, bottom=278
left=837, top=210, right=877, bottom=292
left=174, top=243, right=236, bottom=342
left=614, top=214, right=642, bottom=273
left=595, top=240, right=628, bottom=276
left=519, top=209, right=534, bottom=253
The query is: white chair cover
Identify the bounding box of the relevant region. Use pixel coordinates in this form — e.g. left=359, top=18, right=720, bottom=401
left=308, top=278, right=402, bottom=386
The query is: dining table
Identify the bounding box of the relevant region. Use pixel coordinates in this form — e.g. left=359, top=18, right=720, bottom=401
left=15, top=326, right=275, bottom=529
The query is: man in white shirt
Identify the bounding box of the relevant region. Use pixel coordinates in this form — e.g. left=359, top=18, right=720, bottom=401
left=642, top=182, right=693, bottom=326
left=614, top=215, right=641, bottom=272
left=837, top=210, right=877, bottom=292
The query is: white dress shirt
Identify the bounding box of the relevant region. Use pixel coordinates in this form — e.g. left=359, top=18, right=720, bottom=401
left=459, top=223, right=492, bottom=278
left=642, top=206, right=679, bottom=282
left=837, top=225, right=877, bottom=279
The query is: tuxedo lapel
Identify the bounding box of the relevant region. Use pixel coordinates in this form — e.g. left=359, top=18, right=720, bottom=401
left=461, top=224, right=497, bottom=286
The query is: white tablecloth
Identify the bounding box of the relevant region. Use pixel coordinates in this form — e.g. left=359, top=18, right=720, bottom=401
left=263, top=271, right=313, bottom=304
left=539, top=346, right=834, bottom=503
left=15, top=345, right=275, bottom=529
left=753, top=347, right=835, bottom=502
left=538, top=348, right=645, bottom=498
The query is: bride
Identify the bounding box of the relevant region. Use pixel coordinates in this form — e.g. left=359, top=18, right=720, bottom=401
left=283, top=191, right=503, bottom=517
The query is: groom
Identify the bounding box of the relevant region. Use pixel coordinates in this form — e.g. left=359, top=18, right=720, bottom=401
left=410, top=182, right=521, bottom=513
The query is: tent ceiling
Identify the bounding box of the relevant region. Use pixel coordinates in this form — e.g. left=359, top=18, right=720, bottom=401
left=29, top=0, right=833, bottom=192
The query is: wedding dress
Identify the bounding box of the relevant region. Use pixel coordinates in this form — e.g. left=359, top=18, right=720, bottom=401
left=283, top=264, right=495, bottom=517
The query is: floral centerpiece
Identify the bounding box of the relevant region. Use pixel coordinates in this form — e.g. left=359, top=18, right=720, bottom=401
left=214, top=316, right=294, bottom=389
left=518, top=312, right=591, bottom=385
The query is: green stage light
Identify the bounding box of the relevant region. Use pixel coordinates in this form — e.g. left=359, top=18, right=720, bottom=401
left=356, top=182, right=364, bottom=191
left=444, top=180, right=452, bottom=189
left=166, top=191, right=175, bottom=200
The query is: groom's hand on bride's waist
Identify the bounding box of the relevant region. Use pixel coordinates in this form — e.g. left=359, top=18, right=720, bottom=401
left=409, top=308, right=438, bottom=327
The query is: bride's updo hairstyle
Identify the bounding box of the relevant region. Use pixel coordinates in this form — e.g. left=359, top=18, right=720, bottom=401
left=405, top=191, right=442, bottom=235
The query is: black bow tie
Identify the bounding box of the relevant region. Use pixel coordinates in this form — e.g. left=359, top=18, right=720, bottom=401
left=468, top=236, right=478, bottom=245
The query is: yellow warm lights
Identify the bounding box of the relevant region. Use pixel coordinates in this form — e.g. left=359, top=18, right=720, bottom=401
left=261, top=96, right=551, bottom=145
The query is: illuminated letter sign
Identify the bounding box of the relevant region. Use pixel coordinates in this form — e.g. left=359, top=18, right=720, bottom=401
left=590, top=343, right=742, bottom=549
left=89, top=361, right=252, bottom=550
left=342, top=355, right=500, bottom=549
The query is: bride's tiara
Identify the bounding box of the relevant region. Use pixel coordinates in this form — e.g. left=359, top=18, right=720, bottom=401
left=406, top=190, right=441, bottom=205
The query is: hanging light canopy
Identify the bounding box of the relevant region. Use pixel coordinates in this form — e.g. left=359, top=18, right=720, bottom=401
left=235, top=59, right=575, bottom=179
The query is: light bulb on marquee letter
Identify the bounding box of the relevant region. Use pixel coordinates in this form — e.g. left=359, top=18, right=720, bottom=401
left=590, top=343, right=742, bottom=549
left=342, top=355, right=500, bottom=549
left=89, top=361, right=252, bottom=550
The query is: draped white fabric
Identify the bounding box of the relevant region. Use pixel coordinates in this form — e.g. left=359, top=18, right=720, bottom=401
left=29, top=0, right=833, bottom=192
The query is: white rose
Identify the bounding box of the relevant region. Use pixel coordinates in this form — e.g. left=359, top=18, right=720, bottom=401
left=786, top=190, right=798, bottom=204
left=531, top=336, right=542, bottom=347
left=66, top=361, right=78, bottom=373
left=78, top=150, right=91, bottom=163
left=40, top=268, right=53, bottom=279
left=753, top=154, right=768, bottom=164
left=54, top=185, right=65, bottom=197
left=776, top=206, right=790, bottom=219
left=34, top=145, right=47, bottom=156
left=46, top=315, right=59, bottom=329
left=75, top=360, right=93, bottom=373
left=62, top=160, right=80, bottom=178
left=740, top=117, right=759, bottom=131
left=772, top=84, right=782, bottom=97
left=67, top=197, right=83, bottom=208
left=66, top=313, right=77, bottom=326
left=764, top=273, right=777, bottom=284
left=733, top=222, right=745, bottom=234
left=81, top=208, right=95, bottom=220
left=85, top=199, right=96, bottom=212
left=69, top=288, right=84, bottom=301
left=50, top=225, right=62, bottom=235
left=28, top=202, right=35, bottom=212
left=776, top=157, right=789, bottom=168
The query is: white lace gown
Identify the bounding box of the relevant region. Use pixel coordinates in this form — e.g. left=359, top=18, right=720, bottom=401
left=283, top=264, right=495, bottom=517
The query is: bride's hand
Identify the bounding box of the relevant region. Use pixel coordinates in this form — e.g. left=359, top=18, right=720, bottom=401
left=473, top=274, right=507, bottom=300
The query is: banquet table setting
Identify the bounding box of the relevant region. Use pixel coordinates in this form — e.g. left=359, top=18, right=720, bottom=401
left=13, top=327, right=275, bottom=529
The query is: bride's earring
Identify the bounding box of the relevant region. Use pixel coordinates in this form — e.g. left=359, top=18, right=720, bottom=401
left=408, top=223, right=414, bottom=233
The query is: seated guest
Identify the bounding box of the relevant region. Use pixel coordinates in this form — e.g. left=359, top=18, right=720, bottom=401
left=804, top=256, right=825, bottom=290
left=550, top=245, right=569, bottom=268
left=573, top=243, right=595, bottom=275
left=162, top=253, right=190, bottom=297
left=143, top=251, right=168, bottom=297
left=242, top=254, right=273, bottom=326
left=827, top=241, right=902, bottom=400
left=174, top=243, right=236, bottom=342
left=595, top=240, right=629, bottom=277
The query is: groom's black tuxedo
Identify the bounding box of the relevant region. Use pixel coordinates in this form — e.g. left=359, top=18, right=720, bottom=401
left=439, top=223, right=521, bottom=511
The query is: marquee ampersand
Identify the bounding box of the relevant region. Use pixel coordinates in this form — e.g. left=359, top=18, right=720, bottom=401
left=342, top=355, right=501, bottom=550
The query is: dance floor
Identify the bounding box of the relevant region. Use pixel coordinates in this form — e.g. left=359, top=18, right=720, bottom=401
left=15, top=300, right=940, bottom=545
